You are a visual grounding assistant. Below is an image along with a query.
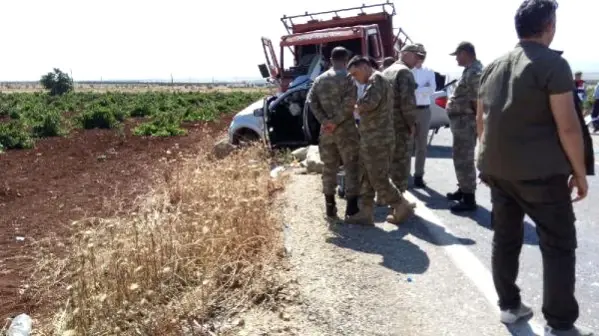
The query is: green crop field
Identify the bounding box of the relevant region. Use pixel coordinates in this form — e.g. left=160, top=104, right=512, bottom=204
left=0, top=90, right=266, bottom=151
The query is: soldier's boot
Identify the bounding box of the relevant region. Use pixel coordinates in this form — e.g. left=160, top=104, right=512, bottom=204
left=345, top=196, right=360, bottom=218
left=446, top=188, right=464, bottom=201
left=345, top=199, right=375, bottom=226
left=386, top=199, right=416, bottom=225
left=413, top=176, right=426, bottom=189
left=450, top=192, right=477, bottom=212
left=325, top=194, right=338, bottom=219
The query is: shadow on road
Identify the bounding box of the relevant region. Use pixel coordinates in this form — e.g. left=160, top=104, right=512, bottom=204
left=423, top=145, right=453, bottom=159
left=326, top=209, right=477, bottom=276
left=505, top=316, right=541, bottom=336
left=409, top=186, right=540, bottom=246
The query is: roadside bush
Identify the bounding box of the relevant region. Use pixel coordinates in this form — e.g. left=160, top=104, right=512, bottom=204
left=134, top=111, right=187, bottom=137
left=79, top=106, right=121, bottom=129
left=32, top=110, right=65, bottom=137
left=0, top=90, right=268, bottom=150
left=0, top=120, right=34, bottom=149
left=131, top=102, right=156, bottom=117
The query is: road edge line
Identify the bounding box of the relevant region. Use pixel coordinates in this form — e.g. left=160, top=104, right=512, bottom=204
left=403, top=191, right=545, bottom=335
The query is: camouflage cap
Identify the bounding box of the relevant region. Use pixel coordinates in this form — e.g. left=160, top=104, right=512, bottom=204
left=401, top=43, right=426, bottom=56
left=450, top=41, right=476, bottom=56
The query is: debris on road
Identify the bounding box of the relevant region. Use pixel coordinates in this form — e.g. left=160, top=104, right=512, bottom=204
left=303, top=146, right=323, bottom=174
left=270, top=166, right=286, bottom=178
left=6, top=313, right=32, bottom=336
left=291, top=147, right=309, bottom=161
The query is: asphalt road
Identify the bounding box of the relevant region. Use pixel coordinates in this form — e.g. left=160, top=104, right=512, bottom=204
left=407, top=128, right=599, bottom=332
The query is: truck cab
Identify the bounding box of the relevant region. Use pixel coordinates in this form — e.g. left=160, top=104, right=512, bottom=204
left=250, top=2, right=415, bottom=149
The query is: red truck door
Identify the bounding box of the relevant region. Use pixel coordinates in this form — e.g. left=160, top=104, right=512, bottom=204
left=261, top=37, right=281, bottom=79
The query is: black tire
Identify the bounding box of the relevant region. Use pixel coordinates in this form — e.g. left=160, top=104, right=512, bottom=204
left=234, top=130, right=260, bottom=146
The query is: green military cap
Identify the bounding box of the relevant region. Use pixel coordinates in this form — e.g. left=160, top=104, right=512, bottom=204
left=402, top=43, right=426, bottom=56
left=450, top=41, right=476, bottom=56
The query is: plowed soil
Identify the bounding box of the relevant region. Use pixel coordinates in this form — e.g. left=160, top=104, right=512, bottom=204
left=0, top=116, right=232, bottom=320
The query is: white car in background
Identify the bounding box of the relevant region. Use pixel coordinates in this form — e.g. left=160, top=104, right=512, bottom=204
left=228, top=74, right=456, bottom=148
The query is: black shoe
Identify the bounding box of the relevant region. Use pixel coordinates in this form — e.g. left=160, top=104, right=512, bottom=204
left=413, top=176, right=426, bottom=189
left=325, top=194, right=338, bottom=218
left=446, top=189, right=463, bottom=201
left=450, top=193, right=477, bottom=212
left=345, top=196, right=359, bottom=217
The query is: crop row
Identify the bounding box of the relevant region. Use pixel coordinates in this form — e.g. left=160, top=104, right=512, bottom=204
left=0, top=90, right=266, bottom=151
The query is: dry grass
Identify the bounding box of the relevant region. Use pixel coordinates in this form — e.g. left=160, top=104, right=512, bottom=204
left=25, top=141, right=285, bottom=335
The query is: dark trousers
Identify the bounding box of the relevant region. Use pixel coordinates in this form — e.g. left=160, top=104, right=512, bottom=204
left=592, top=99, right=599, bottom=129
left=485, top=175, right=579, bottom=330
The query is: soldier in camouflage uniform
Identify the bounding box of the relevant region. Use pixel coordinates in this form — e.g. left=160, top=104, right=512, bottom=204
left=446, top=42, right=483, bottom=212
left=345, top=56, right=416, bottom=225
left=383, top=44, right=425, bottom=194
left=306, top=47, right=361, bottom=220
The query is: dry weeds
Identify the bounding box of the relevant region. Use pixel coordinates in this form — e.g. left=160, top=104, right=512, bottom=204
left=24, top=142, right=285, bottom=335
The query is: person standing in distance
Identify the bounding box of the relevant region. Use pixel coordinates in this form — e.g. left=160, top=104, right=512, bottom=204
left=306, top=47, right=361, bottom=221
left=445, top=41, right=483, bottom=212
left=591, top=82, right=599, bottom=132
left=346, top=56, right=416, bottom=226
left=382, top=44, right=423, bottom=195
left=409, top=44, right=436, bottom=188
left=477, top=1, right=592, bottom=335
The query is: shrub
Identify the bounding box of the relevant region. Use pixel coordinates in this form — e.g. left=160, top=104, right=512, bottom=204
left=32, top=110, right=65, bottom=137
left=80, top=106, right=120, bottom=129
left=0, top=120, right=34, bottom=149
left=131, top=103, right=155, bottom=117
left=134, top=111, right=187, bottom=137
left=40, top=68, right=74, bottom=96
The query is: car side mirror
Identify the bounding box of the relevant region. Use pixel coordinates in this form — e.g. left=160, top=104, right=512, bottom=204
left=258, top=64, right=270, bottom=79
left=253, top=109, right=264, bottom=117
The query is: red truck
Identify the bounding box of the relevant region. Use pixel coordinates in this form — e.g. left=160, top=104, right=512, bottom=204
left=258, top=1, right=413, bottom=93
left=231, top=2, right=446, bottom=149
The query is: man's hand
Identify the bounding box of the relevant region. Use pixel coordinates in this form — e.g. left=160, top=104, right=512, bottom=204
left=569, top=174, right=588, bottom=202
left=322, top=121, right=336, bottom=134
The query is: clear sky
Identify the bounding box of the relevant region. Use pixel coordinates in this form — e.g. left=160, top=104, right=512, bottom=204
left=1, top=0, right=597, bottom=81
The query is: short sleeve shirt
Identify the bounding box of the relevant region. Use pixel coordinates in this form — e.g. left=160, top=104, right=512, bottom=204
left=477, top=41, right=574, bottom=180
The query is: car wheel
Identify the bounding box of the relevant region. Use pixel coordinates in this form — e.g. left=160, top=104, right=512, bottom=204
left=235, top=130, right=260, bottom=146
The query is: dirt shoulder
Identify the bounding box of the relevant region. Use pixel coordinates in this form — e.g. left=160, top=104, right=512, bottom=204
left=236, top=171, right=512, bottom=336
left=0, top=117, right=231, bottom=320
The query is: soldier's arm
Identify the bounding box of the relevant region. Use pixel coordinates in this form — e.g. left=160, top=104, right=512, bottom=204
left=467, top=68, right=483, bottom=112
left=476, top=65, right=491, bottom=140
left=397, top=69, right=417, bottom=115
left=332, top=76, right=358, bottom=125
left=357, top=76, right=384, bottom=114
left=306, top=81, right=330, bottom=124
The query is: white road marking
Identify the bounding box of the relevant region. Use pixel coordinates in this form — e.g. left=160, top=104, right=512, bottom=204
left=403, top=191, right=545, bottom=335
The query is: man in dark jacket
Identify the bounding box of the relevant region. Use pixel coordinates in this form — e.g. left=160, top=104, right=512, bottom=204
left=476, top=1, right=593, bottom=335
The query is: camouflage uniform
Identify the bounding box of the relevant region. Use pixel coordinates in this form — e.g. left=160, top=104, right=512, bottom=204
left=382, top=60, right=418, bottom=193
left=307, top=68, right=361, bottom=205
left=345, top=71, right=415, bottom=225
left=446, top=60, right=483, bottom=195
